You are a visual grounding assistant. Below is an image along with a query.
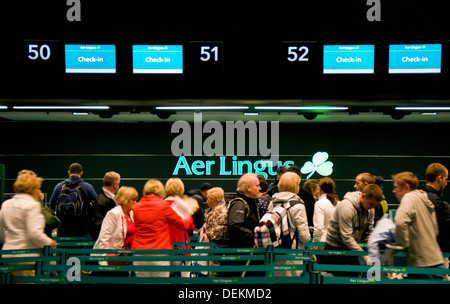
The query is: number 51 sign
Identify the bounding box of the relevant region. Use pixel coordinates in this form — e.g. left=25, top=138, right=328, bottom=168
left=186, top=41, right=223, bottom=77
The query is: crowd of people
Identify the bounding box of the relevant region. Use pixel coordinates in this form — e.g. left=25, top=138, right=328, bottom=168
left=0, top=161, right=449, bottom=280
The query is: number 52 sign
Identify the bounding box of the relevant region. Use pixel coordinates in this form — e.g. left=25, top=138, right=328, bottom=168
left=281, top=41, right=320, bottom=76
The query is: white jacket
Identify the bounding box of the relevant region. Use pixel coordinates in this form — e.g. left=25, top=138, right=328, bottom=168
left=0, top=193, right=53, bottom=256
left=313, top=194, right=338, bottom=242
left=94, top=206, right=134, bottom=250
left=270, top=191, right=311, bottom=249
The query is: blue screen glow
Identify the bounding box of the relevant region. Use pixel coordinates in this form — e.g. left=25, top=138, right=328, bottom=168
left=323, top=45, right=375, bottom=74
left=388, top=44, right=442, bottom=74
left=65, top=44, right=116, bottom=74
left=132, top=45, right=183, bottom=74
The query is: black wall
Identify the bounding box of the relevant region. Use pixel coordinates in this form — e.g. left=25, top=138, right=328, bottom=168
left=2, top=0, right=450, bottom=101
left=1, top=121, right=450, bottom=207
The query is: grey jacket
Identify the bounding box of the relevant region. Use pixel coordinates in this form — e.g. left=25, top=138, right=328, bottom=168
left=395, top=189, right=444, bottom=267
left=326, top=191, right=374, bottom=251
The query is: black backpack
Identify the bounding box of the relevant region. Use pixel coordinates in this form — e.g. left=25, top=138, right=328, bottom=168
left=55, top=178, right=84, bottom=219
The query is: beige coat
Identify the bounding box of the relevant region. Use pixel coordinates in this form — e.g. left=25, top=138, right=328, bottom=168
left=395, top=190, right=444, bottom=267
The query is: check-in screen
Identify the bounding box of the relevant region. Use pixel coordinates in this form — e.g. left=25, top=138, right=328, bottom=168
left=132, top=45, right=183, bottom=74
left=323, top=45, right=375, bottom=74
left=65, top=44, right=116, bottom=74
left=388, top=44, right=442, bottom=74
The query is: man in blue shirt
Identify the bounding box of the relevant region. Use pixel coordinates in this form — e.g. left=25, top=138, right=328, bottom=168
left=50, top=163, right=97, bottom=237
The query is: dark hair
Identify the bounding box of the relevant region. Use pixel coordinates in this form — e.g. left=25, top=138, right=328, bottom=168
left=362, top=184, right=384, bottom=202
left=319, top=177, right=339, bottom=206
left=287, top=165, right=301, bottom=177
left=358, top=172, right=384, bottom=186
left=69, top=163, right=83, bottom=174
left=200, top=182, right=213, bottom=192
left=425, top=163, right=447, bottom=182
left=257, top=175, right=268, bottom=192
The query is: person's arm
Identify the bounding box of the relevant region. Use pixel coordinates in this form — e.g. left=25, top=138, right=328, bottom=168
left=93, top=209, right=118, bottom=249
left=394, top=199, right=415, bottom=248
left=228, top=199, right=253, bottom=245
left=49, top=183, right=61, bottom=210
left=313, top=203, right=324, bottom=242
left=293, top=204, right=311, bottom=244
left=338, top=205, right=363, bottom=251
left=28, top=203, right=56, bottom=248
left=166, top=205, right=194, bottom=231
left=0, top=209, right=5, bottom=244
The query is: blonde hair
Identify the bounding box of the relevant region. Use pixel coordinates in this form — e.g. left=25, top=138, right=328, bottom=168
left=207, top=187, right=225, bottom=202
left=115, top=186, right=138, bottom=206
left=143, top=179, right=166, bottom=198
left=278, top=172, right=301, bottom=193
left=103, top=171, right=120, bottom=187
left=165, top=178, right=185, bottom=197
left=392, top=171, right=419, bottom=190
left=14, top=170, right=43, bottom=195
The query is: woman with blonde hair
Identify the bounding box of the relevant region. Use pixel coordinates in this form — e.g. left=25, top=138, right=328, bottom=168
left=132, top=179, right=193, bottom=277
left=164, top=178, right=195, bottom=277
left=94, top=186, right=138, bottom=254
left=270, top=172, right=311, bottom=276
left=0, top=170, right=57, bottom=277
left=92, top=186, right=138, bottom=276
left=203, top=187, right=230, bottom=245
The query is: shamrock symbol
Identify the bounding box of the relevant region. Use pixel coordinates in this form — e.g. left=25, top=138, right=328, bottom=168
left=301, top=152, right=333, bottom=179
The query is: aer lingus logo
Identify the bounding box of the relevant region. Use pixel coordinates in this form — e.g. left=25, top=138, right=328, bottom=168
left=301, top=151, right=334, bottom=179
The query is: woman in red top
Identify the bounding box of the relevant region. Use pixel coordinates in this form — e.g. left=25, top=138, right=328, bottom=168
left=164, top=178, right=196, bottom=277
left=132, top=179, right=193, bottom=277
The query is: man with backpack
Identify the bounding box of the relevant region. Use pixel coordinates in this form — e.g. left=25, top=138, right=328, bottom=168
left=49, top=163, right=97, bottom=237
left=224, top=173, right=261, bottom=277
left=228, top=173, right=261, bottom=248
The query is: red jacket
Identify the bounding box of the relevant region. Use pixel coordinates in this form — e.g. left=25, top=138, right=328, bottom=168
left=165, top=198, right=195, bottom=245
left=131, top=195, right=192, bottom=250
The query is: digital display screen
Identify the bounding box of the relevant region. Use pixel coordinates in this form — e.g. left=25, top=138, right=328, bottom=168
left=65, top=44, right=116, bottom=74
left=323, top=45, right=375, bottom=74
left=132, top=45, right=183, bottom=74
left=388, top=44, right=442, bottom=74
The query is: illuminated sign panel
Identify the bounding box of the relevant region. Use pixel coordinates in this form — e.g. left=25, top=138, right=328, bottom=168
left=388, top=44, right=442, bottom=74
left=323, top=45, right=375, bottom=74
left=65, top=44, right=116, bottom=74
left=172, top=152, right=334, bottom=180
left=172, top=156, right=294, bottom=180
left=132, top=45, right=183, bottom=74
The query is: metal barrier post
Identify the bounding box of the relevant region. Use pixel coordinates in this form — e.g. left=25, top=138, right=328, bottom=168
left=265, top=245, right=274, bottom=280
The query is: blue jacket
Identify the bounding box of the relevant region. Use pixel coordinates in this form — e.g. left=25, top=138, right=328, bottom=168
left=367, top=214, right=396, bottom=260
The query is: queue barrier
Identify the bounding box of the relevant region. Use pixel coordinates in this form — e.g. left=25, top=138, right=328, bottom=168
left=1, top=238, right=449, bottom=284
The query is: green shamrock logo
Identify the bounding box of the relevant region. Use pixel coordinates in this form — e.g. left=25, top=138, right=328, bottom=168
left=301, top=152, right=334, bottom=179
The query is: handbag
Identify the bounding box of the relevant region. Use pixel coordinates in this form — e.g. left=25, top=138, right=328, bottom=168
left=42, top=205, right=60, bottom=231
left=107, top=252, right=131, bottom=266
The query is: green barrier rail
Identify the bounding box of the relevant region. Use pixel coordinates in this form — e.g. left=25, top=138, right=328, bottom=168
left=1, top=245, right=449, bottom=284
